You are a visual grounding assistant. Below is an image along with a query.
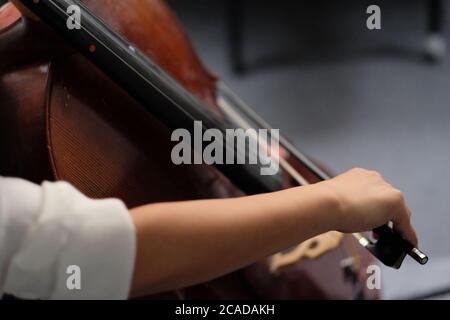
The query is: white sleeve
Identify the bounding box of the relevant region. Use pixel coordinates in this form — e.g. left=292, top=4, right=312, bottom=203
left=0, top=177, right=136, bottom=300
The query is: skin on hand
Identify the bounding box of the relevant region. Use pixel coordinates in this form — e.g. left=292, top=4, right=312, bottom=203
left=319, top=168, right=418, bottom=247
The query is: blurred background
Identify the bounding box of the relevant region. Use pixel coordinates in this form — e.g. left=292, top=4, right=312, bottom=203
left=165, top=0, right=450, bottom=299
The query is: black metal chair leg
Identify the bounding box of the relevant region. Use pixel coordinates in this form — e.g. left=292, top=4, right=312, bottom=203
left=425, top=0, right=446, bottom=62
left=227, top=0, right=246, bottom=74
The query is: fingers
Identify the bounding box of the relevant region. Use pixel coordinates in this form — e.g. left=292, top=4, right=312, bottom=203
left=331, top=167, right=421, bottom=246
left=384, top=186, right=419, bottom=247
left=392, top=204, right=419, bottom=247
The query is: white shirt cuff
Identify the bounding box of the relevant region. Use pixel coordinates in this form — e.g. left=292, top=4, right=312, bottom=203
left=1, top=179, right=136, bottom=300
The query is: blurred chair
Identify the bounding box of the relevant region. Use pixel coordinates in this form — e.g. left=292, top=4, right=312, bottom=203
left=227, top=0, right=447, bottom=74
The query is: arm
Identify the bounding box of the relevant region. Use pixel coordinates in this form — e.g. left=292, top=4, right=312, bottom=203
left=130, top=168, right=418, bottom=297
left=0, top=168, right=417, bottom=299
left=130, top=184, right=332, bottom=296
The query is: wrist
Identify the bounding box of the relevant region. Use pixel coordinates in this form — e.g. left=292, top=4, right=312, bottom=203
left=307, top=181, right=344, bottom=233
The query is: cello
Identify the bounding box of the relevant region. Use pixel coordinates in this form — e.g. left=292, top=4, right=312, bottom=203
left=0, top=0, right=426, bottom=299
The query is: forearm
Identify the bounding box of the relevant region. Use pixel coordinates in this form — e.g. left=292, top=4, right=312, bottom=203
left=129, top=183, right=336, bottom=297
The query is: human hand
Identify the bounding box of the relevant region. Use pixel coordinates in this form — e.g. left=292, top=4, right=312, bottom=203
left=319, top=168, right=418, bottom=247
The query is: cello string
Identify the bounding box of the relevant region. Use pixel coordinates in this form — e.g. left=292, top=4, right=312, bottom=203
left=216, top=93, right=310, bottom=186
left=217, top=82, right=330, bottom=181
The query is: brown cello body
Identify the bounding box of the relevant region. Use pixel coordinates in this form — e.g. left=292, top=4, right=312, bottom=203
left=0, top=0, right=377, bottom=299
